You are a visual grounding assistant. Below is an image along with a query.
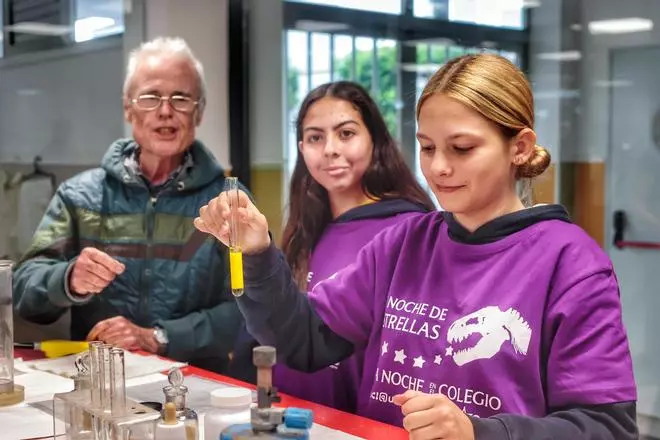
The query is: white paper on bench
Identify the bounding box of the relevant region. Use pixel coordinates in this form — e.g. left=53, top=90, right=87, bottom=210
left=20, top=351, right=186, bottom=378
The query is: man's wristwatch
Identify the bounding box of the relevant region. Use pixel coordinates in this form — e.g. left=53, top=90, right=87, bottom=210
left=153, top=327, right=169, bottom=352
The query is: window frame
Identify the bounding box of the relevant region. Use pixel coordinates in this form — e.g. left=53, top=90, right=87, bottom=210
left=283, top=0, right=530, bottom=179
left=284, top=1, right=530, bottom=52
left=2, top=0, right=73, bottom=57
left=1, top=0, right=125, bottom=59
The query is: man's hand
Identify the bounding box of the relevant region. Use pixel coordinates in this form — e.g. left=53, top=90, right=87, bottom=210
left=70, top=247, right=125, bottom=296
left=86, top=316, right=160, bottom=353
left=393, top=390, right=475, bottom=440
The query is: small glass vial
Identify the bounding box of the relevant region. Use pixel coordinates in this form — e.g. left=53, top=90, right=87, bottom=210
left=204, top=387, right=252, bottom=440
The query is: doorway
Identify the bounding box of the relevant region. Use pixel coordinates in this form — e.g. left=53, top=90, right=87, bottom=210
left=609, top=46, right=660, bottom=426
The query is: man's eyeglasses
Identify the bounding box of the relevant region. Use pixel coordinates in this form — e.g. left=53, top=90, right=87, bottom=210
left=131, top=94, right=200, bottom=113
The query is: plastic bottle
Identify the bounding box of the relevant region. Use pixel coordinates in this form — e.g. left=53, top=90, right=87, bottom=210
left=204, top=387, right=252, bottom=440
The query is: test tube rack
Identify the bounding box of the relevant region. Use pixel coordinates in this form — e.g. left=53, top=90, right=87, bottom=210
left=52, top=342, right=161, bottom=440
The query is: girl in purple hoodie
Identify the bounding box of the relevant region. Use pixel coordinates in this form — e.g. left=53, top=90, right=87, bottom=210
left=196, top=54, right=637, bottom=440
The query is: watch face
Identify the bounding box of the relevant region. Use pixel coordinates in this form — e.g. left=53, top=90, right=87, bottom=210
left=155, top=328, right=169, bottom=345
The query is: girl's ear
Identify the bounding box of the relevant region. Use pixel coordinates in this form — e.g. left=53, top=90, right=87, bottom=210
left=510, top=128, right=536, bottom=165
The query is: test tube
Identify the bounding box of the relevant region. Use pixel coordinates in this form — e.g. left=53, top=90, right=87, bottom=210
left=109, top=348, right=126, bottom=416
left=99, top=344, right=112, bottom=412
left=89, top=341, right=104, bottom=407
left=0, top=261, right=14, bottom=394
left=226, top=177, right=244, bottom=297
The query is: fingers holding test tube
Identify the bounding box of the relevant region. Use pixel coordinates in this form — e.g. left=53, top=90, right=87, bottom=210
left=194, top=182, right=271, bottom=255
left=196, top=180, right=270, bottom=297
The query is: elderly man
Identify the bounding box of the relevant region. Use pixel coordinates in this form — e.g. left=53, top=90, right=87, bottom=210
left=12, top=37, right=246, bottom=374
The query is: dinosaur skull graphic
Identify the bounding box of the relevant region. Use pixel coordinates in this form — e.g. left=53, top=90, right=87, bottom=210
left=446, top=306, right=532, bottom=366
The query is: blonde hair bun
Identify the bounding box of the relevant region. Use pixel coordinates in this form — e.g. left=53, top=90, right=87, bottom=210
left=517, top=145, right=551, bottom=179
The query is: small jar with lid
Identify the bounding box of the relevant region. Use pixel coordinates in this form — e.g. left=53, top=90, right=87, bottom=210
left=204, top=387, right=252, bottom=440
left=155, top=367, right=199, bottom=440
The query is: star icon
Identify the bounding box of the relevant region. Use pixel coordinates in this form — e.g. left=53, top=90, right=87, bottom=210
left=445, top=346, right=454, bottom=356
left=413, top=356, right=426, bottom=368
left=394, top=349, right=407, bottom=364
left=434, top=355, right=443, bottom=365
left=381, top=341, right=389, bottom=356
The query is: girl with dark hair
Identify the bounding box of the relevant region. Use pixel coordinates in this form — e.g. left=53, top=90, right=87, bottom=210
left=275, top=81, right=434, bottom=411
left=283, top=80, right=435, bottom=287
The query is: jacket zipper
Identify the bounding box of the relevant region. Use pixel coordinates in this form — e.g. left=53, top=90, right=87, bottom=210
left=139, top=195, right=157, bottom=323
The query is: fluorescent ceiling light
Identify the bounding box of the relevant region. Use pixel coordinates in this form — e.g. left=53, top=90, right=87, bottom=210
left=534, top=89, right=580, bottom=100
left=76, top=16, right=116, bottom=30
left=4, top=22, right=71, bottom=36
left=75, top=16, right=116, bottom=42
left=594, top=80, right=633, bottom=88
left=537, top=50, right=581, bottom=61
left=295, top=20, right=350, bottom=32
left=588, top=18, right=653, bottom=35
left=523, top=0, right=541, bottom=8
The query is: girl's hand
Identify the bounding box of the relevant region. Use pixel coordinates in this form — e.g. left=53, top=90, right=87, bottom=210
left=194, top=189, right=271, bottom=254
left=393, top=390, right=475, bottom=440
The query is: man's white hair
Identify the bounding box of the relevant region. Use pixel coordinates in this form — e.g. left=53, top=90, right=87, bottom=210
left=123, top=37, right=206, bottom=105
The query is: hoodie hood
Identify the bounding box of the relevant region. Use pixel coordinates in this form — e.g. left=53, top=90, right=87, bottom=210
left=101, top=138, right=225, bottom=192
left=443, top=204, right=572, bottom=244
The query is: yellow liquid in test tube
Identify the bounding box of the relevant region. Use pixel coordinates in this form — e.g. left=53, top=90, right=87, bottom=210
left=229, top=248, right=244, bottom=296
left=226, top=177, right=245, bottom=297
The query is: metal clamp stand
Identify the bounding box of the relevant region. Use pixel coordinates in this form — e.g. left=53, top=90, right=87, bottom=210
left=220, top=346, right=314, bottom=439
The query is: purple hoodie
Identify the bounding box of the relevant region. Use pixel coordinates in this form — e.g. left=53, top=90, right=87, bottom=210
left=273, top=199, right=428, bottom=412
left=307, top=211, right=637, bottom=425
left=239, top=205, right=637, bottom=438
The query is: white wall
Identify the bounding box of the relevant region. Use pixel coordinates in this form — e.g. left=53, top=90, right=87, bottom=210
left=0, top=38, right=124, bottom=165
left=529, top=0, right=562, bottom=164
left=139, top=0, right=230, bottom=168
left=248, top=0, right=286, bottom=167
left=528, top=0, right=564, bottom=203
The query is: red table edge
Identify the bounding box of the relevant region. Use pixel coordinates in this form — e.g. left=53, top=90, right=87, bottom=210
left=15, top=348, right=407, bottom=440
